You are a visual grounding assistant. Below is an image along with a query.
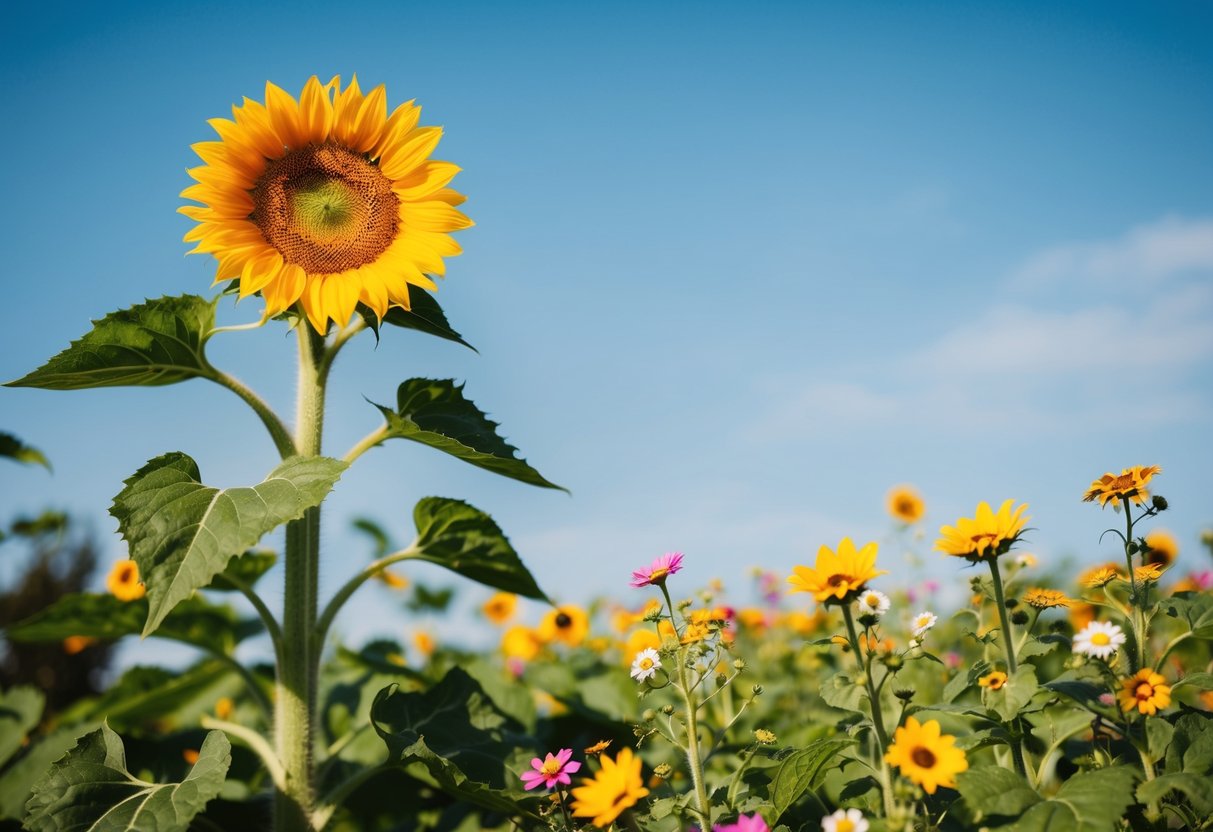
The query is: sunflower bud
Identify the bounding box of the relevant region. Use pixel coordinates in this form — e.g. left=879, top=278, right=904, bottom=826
left=894, top=687, right=915, bottom=702
left=661, top=705, right=675, bottom=716
left=1152, top=495, right=1168, bottom=511
left=1011, top=609, right=1030, bottom=626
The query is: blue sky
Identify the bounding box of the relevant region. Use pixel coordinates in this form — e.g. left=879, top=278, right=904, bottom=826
left=2, top=1, right=1211, bottom=664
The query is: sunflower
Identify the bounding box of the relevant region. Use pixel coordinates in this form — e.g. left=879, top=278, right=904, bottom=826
left=570, top=747, right=650, bottom=827
left=181, top=75, right=471, bottom=333
left=481, top=592, right=517, bottom=626
left=884, top=717, right=968, bottom=794
left=1143, top=529, right=1179, bottom=567
left=1080, top=564, right=1123, bottom=589
left=1117, top=669, right=1171, bottom=715
left=935, top=500, right=1029, bottom=560
left=1083, top=465, right=1162, bottom=508
left=501, top=626, right=543, bottom=661
left=788, top=538, right=887, bottom=605
left=1023, top=588, right=1072, bottom=609
left=539, top=604, right=590, bottom=648
left=887, top=485, right=925, bottom=524
left=1134, top=563, right=1166, bottom=583
left=978, top=670, right=1008, bottom=690
left=106, top=559, right=146, bottom=602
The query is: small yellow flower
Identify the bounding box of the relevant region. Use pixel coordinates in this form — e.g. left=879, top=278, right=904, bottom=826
left=737, top=608, right=770, bottom=631
left=539, top=605, right=590, bottom=648
left=501, top=626, right=543, bottom=661
left=978, top=670, right=1008, bottom=690
left=481, top=592, right=517, bottom=626
left=583, top=739, right=612, bottom=755
left=935, top=500, right=1030, bottom=560
left=884, top=717, right=968, bottom=795
left=1143, top=529, right=1179, bottom=567
left=1083, top=465, right=1162, bottom=508
left=753, top=728, right=777, bottom=745
left=1023, top=588, right=1072, bottom=609
left=887, top=485, right=925, bottom=524
left=1117, top=669, right=1171, bottom=715
left=1081, top=565, right=1123, bottom=589
left=413, top=631, right=435, bottom=657
left=788, top=538, right=887, bottom=605
left=62, top=635, right=97, bottom=655
left=570, top=747, right=649, bottom=828
left=376, top=569, right=409, bottom=590
left=215, top=697, right=234, bottom=720
left=1134, top=563, right=1166, bottom=583
left=106, top=560, right=146, bottom=602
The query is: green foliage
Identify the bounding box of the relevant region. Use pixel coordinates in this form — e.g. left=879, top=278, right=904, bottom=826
left=988, top=665, right=1040, bottom=723
left=768, top=738, right=854, bottom=822
left=1137, top=773, right=1213, bottom=814
left=110, top=452, right=346, bottom=635
left=1007, top=766, right=1138, bottom=832
left=957, top=767, right=1040, bottom=823
left=209, top=550, right=278, bottom=592
left=6, top=295, right=218, bottom=389
left=0, top=724, right=98, bottom=821
left=0, top=687, right=44, bottom=769
left=1163, top=592, right=1213, bottom=639
left=0, top=433, right=50, bottom=471
left=411, top=497, right=548, bottom=600
left=371, top=379, right=564, bottom=490
left=359, top=289, right=476, bottom=352
left=24, top=724, right=230, bottom=832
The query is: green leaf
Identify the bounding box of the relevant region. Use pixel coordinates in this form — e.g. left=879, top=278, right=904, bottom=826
left=358, top=288, right=476, bottom=352
left=24, top=724, right=230, bottom=832
left=110, top=452, right=346, bottom=636
left=989, top=665, right=1040, bottom=723
left=371, top=379, right=564, bottom=490
left=8, top=511, right=69, bottom=538
left=818, top=673, right=866, bottom=713
left=957, top=766, right=1040, bottom=822
left=410, top=497, right=547, bottom=600
left=209, top=550, right=277, bottom=592
left=1146, top=717, right=1175, bottom=761
left=944, top=659, right=992, bottom=703
left=69, top=661, right=243, bottom=734
left=1163, top=592, right=1213, bottom=640
left=1165, top=713, right=1213, bottom=775
left=769, top=738, right=853, bottom=822
left=352, top=517, right=393, bottom=558
left=0, top=686, right=44, bottom=769
left=1172, top=672, right=1213, bottom=691
left=0, top=724, right=98, bottom=821
left=6, top=295, right=218, bottom=389
left=5, top=593, right=258, bottom=655
left=1009, top=766, right=1138, bottom=832
left=1044, top=668, right=1106, bottom=705
left=370, top=668, right=538, bottom=819
left=0, top=433, right=51, bottom=471
left=1137, top=772, right=1213, bottom=814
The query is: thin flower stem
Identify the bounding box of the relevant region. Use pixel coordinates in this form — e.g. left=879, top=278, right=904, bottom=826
left=202, top=715, right=286, bottom=792
left=986, top=558, right=1031, bottom=782
left=1123, top=501, right=1139, bottom=602
left=222, top=572, right=283, bottom=663
left=841, top=605, right=894, bottom=818
left=556, top=789, right=574, bottom=832
left=316, top=318, right=367, bottom=385
left=314, top=545, right=421, bottom=647
left=210, top=370, right=297, bottom=459
left=659, top=583, right=711, bottom=830
left=199, top=647, right=272, bottom=717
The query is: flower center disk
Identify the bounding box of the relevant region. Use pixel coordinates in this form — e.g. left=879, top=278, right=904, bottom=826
left=250, top=143, right=400, bottom=274
left=910, top=746, right=937, bottom=768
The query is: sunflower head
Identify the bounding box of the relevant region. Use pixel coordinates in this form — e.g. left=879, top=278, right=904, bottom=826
left=1083, top=466, right=1162, bottom=508
left=181, top=75, right=471, bottom=333
left=1117, top=669, right=1171, bottom=715
left=887, top=485, right=925, bottom=524
left=106, top=559, right=146, bottom=602
left=935, top=500, right=1030, bottom=561
left=788, top=538, right=887, bottom=606
left=539, top=605, right=590, bottom=647
left=481, top=592, right=518, bottom=626
left=570, top=747, right=649, bottom=828
left=884, top=717, right=968, bottom=794
left=1143, top=529, right=1179, bottom=567
left=1023, top=588, right=1072, bottom=609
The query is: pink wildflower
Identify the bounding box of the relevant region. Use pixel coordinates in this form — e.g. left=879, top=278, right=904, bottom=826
left=630, top=552, right=684, bottom=588
left=520, top=748, right=581, bottom=790
left=714, top=814, right=770, bottom=832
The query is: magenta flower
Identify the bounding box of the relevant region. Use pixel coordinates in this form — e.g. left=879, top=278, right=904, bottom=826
left=713, top=814, right=770, bottom=832
left=519, top=748, right=581, bottom=790
left=630, top=552, right=684, bottom=588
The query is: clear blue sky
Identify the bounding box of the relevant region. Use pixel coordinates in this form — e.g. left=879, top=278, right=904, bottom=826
left=2, top=1, right=1211, bottom=663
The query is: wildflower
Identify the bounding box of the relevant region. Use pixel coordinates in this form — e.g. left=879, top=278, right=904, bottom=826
left=583, top=739, right=612, bottom=755
left=520, top=748, right=582, bottom=790
left=106, top=560, right=145, bottom=602
left=884, top=717, right=968, bottom=794
left=570, top=747, right=649, bottom=827
left=182, top=749, right=200, bottom=765
left=215, top=697, right=234, bottom=720
left=911, top=611, right=937, bottom=637
left=978, top=670, right=1008, bottom=691
left=753, top=728, right=777, bottom=745
left=1134, top=563, right=1165, bottom=583
left=1143, top=529, right=1178, bottom=567
left=714, top=815, right=771, bottom=832
left=630, top=552, right=684, bottom=588
left=375, top=569, right=409, bottom=590
left=501, top=626, right=543, bottom=661
left=737, top=608, right=770, bottom=630
left=181, top=76, right=471, bottom=333
left=62, top=636, right=97, bottom=655
left=630, top=648, right=662, bottom=682
left=782, top=610, right=823, bottom=635
left=413, top=631, right=435, bottom=657
left=935, top=500, right=1030, bottom=560
left=1072, top=621, right=1126, bottom=660
left=482, top=592, right=517, bottom=625
left=821, top=808, right=869, bottom=832
left=856, top=589, right=891, bottom=617
left=887, top=485, right=925, bottom=524
left=1117, top=669, right=1171, bottom=716
left=788, top=538, right=887, bottom=605
left=1083, top=466, right=1162, bottom=508
left=1023, top=588, right=1072, bottom=609
left=539, top=605, right=590, bottom=648
left=1082, top=565, right=1122, bottom=589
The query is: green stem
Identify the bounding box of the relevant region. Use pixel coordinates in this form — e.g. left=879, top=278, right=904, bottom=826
left=986, top=558, right=1031, bottom=782
left=202, top=715, right=286, bottom=792
left=275, top=323, right=327, bottom=832
left=210, top=370, right=297, bottom=459
left=223, top=572, right=284, bottom=663
left=314, top=545, right=421, bottom=646
left=342, top=426, right=388, bottom=465
left=312, top=763, right=387, bottom=831
left=841, top=605, right=894, bottom=818
left=659, top=583, right=710, bottom=830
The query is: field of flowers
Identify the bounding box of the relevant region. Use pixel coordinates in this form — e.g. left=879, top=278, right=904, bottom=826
left=2, top=75, right=1212, bottom=832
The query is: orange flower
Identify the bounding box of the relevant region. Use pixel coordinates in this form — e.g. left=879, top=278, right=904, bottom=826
left=887, top=485, right=926, bottom=524
left=1083, top=465, right=1161, bottom=508
left=482, top=592, right=517, bottom=625
left=1117, top=669, right=1171, bottom=715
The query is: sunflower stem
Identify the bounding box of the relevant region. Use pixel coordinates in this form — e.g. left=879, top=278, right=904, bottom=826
left=986, top=558, right=1032, bottom=783
left=275, top=323, right=327, bottom=832
left=660, top=583, right=711, bottom=830
left=842, top=604, right=895, bottom=818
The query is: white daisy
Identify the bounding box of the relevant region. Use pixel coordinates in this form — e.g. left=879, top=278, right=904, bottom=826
left=1072, top=620, right=1126, bottom=660
left=630, top=648, right=662, bottom=682
left=821, top=807, right=869, bottom=832
left=856, top=589, right=891, bottom=617
left=911, top=611, right=937, bottom=637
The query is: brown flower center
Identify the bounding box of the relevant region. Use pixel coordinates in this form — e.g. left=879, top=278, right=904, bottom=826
left=555, top=612, right=572, bottom=629
left=910, top=746, right=937, bottom=768
left=251, top=143, right=400, bottom=274
left=1136, top=683, right=1154, bottom=700
left=827, top=573, right=853, bottom=587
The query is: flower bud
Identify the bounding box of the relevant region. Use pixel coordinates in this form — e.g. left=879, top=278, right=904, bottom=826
left=894, top=687, right=915, bottom=702
left=1152, top=495, right=1168, bottom=511
left=653, top=763, right=672, bottom=779
left=661, top=705, right=675, bottom=715
left=642, top=709, right=657, bottom=722
left=752, top=684, right=764, bottom=696
left=1011, top=609, right=1031, bottom=626
left=732, top=658, right=746, bottom=671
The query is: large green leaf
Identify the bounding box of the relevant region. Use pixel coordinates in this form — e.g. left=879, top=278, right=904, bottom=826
left=957, top=766, right=1040, bottom=823
left=1137, top=772, right=1213, bottom=814
left=769, top=737, right=853, bottom=822
left=24, top=724, right=229, bottom=832
left=1009, top=766, right=1138, bottom=832
left=989, top=665, right=1040, bottom=723
left=0, top=433, right=51, bottom=470
left=0, top=686, right=44, bottom=769
left=358, top=288, right=475, bottom=352
left=1163, top=592, right=1213, bottom=640
left=67, top=661, right=242, bottom=734
left=5, top=593, right=258, bottom=656
left=6, top=295, right=218, bottom=389
left=0, top=723, right=98, bottom=821
left=370, top=379, right=564, bottom=490
left=110, top=452, right=346, bottom=635
left=370, top=668, right=539, bottom=819
left=410, top=497, right=547, bottom=600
